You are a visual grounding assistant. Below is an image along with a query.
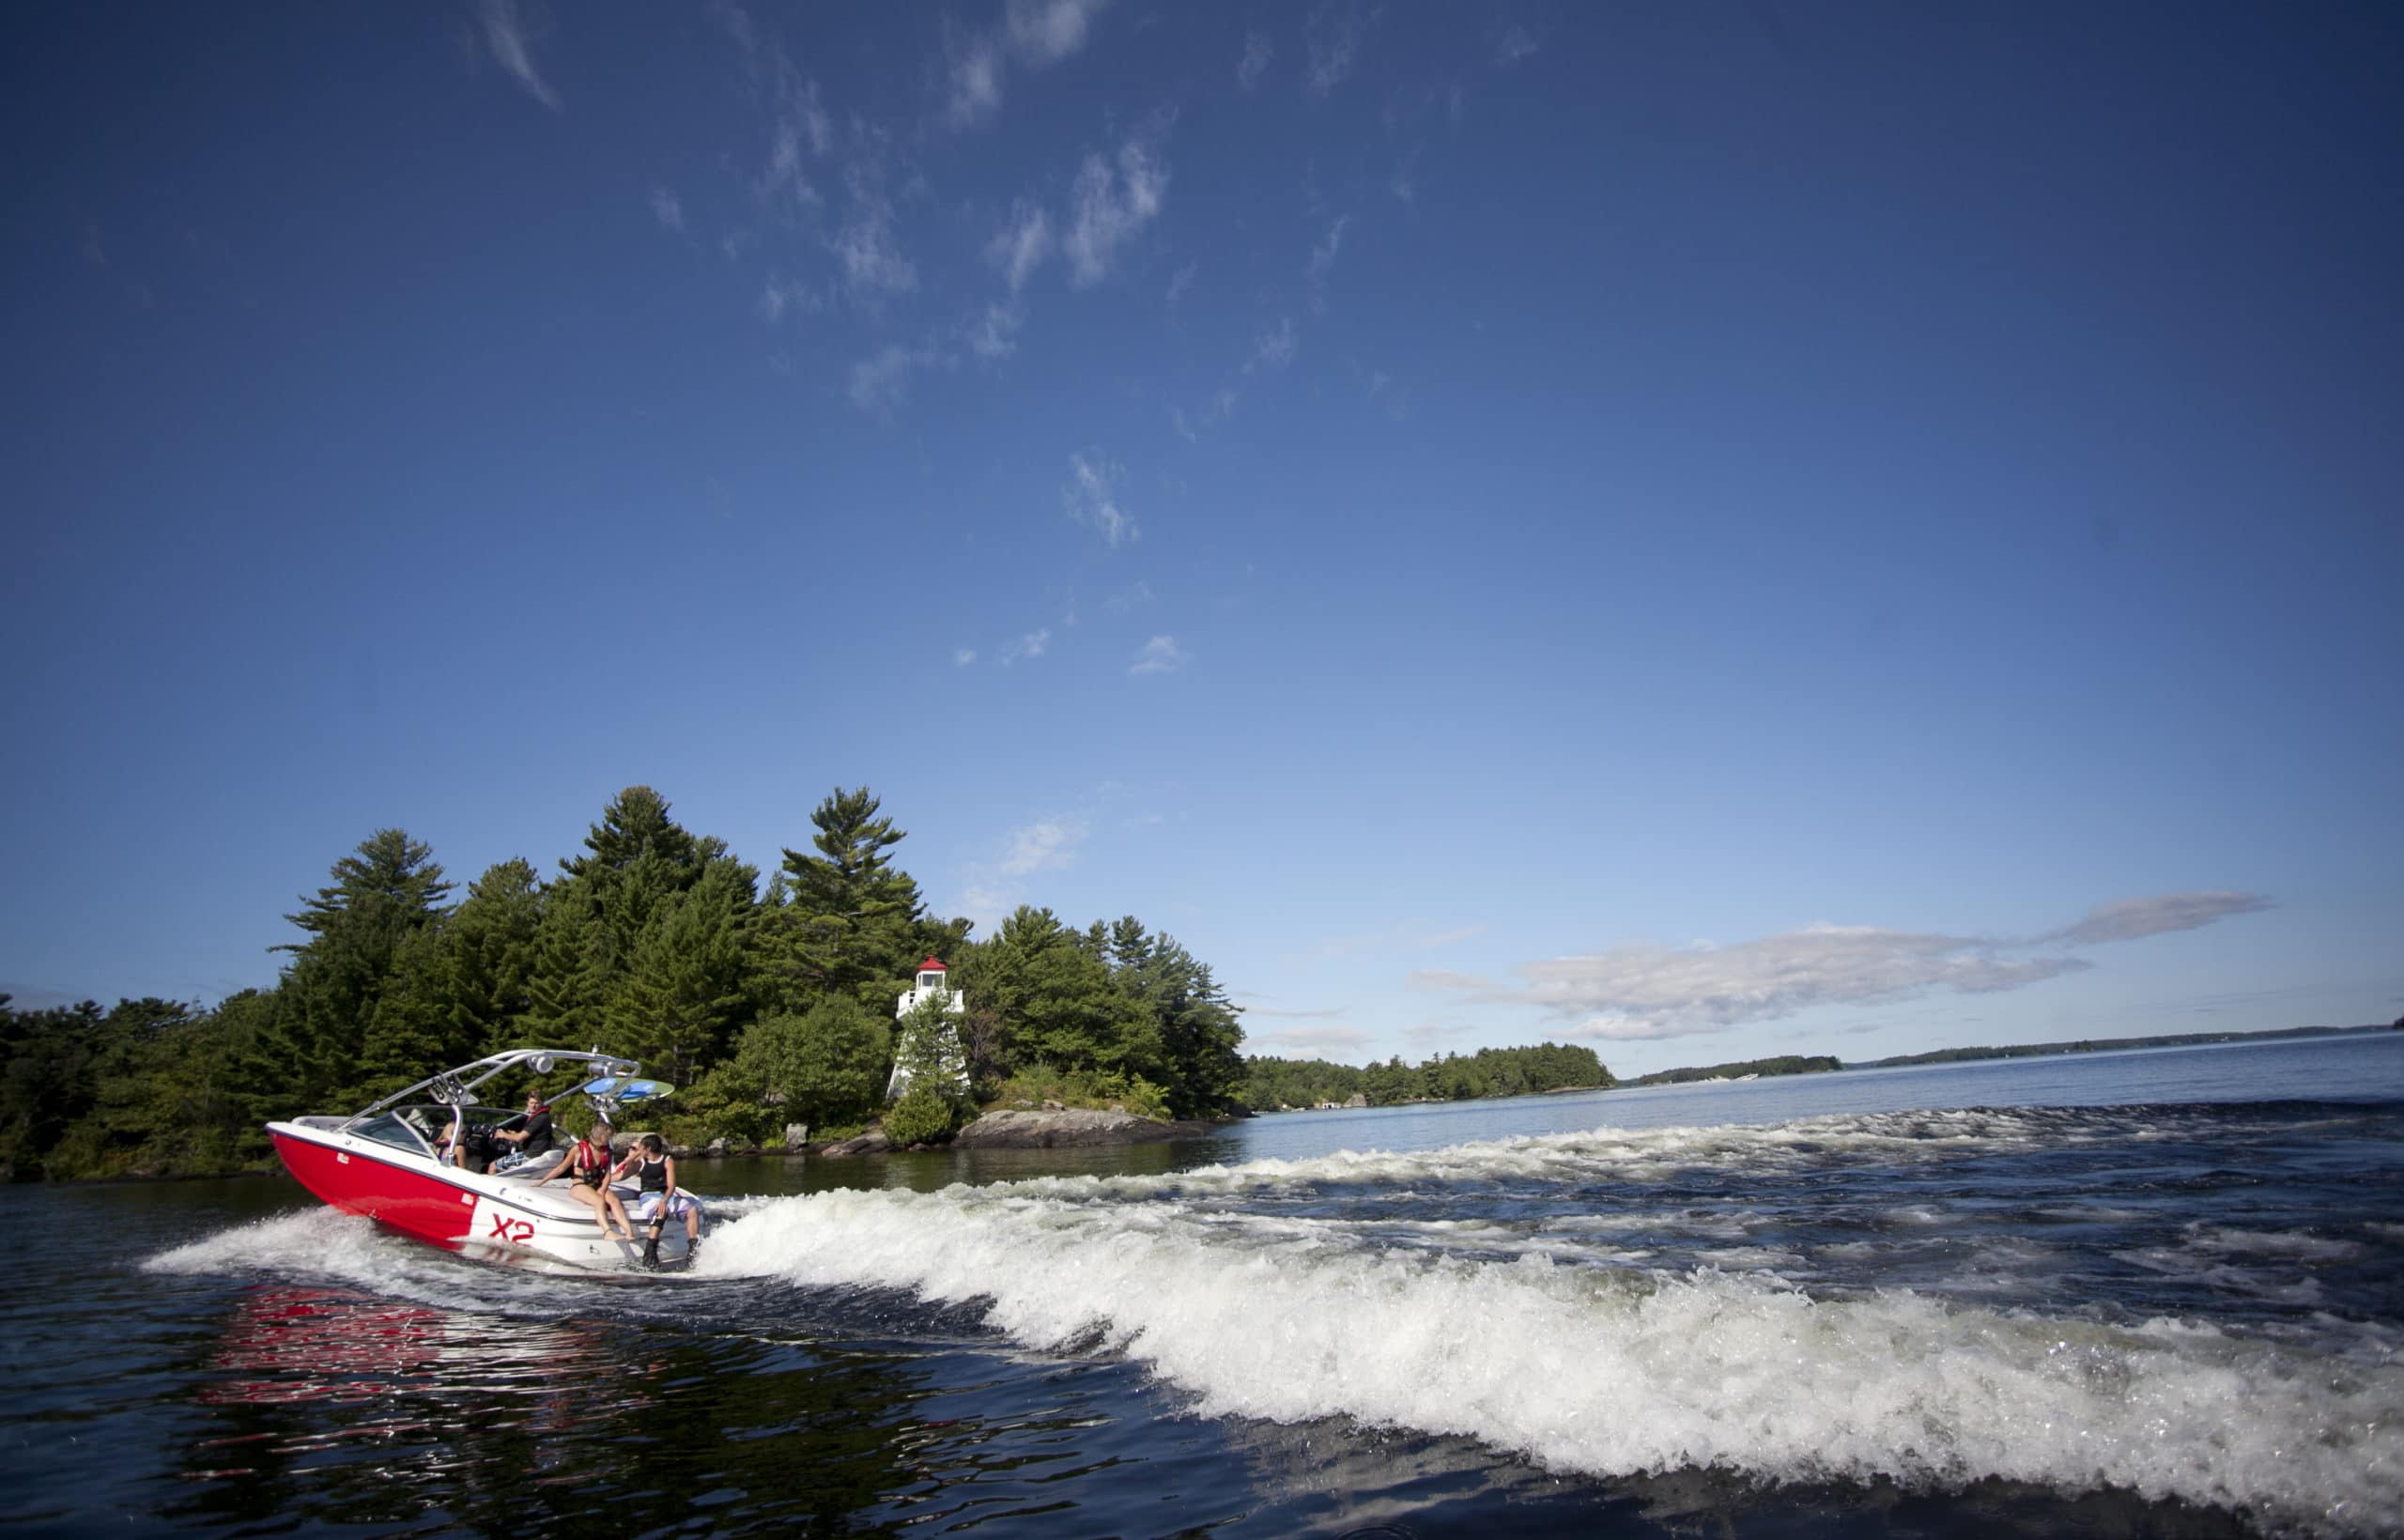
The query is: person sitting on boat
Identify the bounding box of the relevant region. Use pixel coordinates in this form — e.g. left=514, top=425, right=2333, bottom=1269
left=612, top=1133, right=701, bottom=1266
left=533, top=1117, right=635, bottom=1240
left=487, top=1093, right=556, bottom=1172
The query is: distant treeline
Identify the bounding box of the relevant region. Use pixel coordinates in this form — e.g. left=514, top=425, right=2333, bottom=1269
left=1854, top=1023, right=2396, bottom=1070
left=1625, top=1055, right=1842, bottom=1087
left=0, top=786, right=1247, bottom=1182
left=1245, top=1043, right=1611, bottom=1110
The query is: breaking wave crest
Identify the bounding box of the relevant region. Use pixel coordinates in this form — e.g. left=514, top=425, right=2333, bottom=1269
left=704, top=1149, right=2403, bottom=1534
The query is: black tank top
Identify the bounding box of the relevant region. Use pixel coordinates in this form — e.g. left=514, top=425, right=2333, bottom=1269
left=636, top=1154, right=669, bottom=1194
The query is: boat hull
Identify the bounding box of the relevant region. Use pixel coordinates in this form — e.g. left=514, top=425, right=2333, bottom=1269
left=269, top=1121, right=695, bottom=1269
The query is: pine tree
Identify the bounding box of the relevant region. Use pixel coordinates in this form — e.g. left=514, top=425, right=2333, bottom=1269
left=772, top=787, right=932, bottom=1010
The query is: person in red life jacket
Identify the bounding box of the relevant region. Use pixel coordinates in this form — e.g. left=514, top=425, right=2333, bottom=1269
left=533, top=1116, right=635, bottom=1240
left=612, top=1133, right=701, bottom=1267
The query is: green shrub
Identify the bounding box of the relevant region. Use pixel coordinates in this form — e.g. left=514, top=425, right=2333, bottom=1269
left=883, top=1086, right=958, bottom=1147
left=988, top=1064, right=1171, bottom=1121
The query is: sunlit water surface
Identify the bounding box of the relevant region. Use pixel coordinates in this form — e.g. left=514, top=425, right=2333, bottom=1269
left=6, top=1033, right=2401, bottom=1538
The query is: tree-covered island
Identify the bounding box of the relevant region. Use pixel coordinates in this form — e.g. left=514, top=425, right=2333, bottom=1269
left=0, top=784, right=1613, bottom=1180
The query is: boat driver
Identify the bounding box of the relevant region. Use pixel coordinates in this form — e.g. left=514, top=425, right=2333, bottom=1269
left=488, top=1092, right=556, bottom=1171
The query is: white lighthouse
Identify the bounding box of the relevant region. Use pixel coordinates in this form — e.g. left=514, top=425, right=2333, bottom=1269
left=887, top=956, right=968, bottom=1100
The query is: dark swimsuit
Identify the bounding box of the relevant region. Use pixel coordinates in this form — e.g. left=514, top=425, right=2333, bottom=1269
left=570, top=1139, right=610, bottom=1189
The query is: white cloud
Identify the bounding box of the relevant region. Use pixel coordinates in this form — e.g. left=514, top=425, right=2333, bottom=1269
left=1389, top=163, right=1416, bottom=203
left=1414, top=925, right=2095, bottom=1041
left=1304, top=1, right=1367, bottom=97
left=1064, top=452, right=1138, bottom=546
left=1307, top=216, right=1349, bottom=283
left=649, top=186, right=685, bottom=231
left=1165, top=260, right=1199, bottom=307
left=987, top=201, right=1052, bottom=292
left=756, top=276, right=820, bottom=323
left=479, top=0, right=561, bottom=110
left=1495, top=24, right=1539, bottom=66
left=760, top=119, right=822, bottom=210
left=1065, top=137, right=1169, bottom=286
left=1105, top=580, right=1154, bottom=614
left=1237, top=29, right=1273, bottom=90
left=1006, top=0, right=1110, bottom=65
left=2045, top=891, right=2273, bottom=946
left=944, top=23, right=1007, bottom=128
left=1000, top=817, right=1088, bottom=874
left=1128, top=636, right=1186, bottom=675
left=1244, top=316, right=1297, bottom=373
left=1171, top=385, right=1238, bottom=441
left=1254, top=1024, right=1378, bottom=1057
left=946, top=0, right=1110, bottom=129
left=1414, top=923, right=1483, bottom=948
left=848, top=344, right=940, bottom=412
left=953, top=647, right=978, bottom=666
left=831, top=202, right=916, bottom=301
left=1000, top=628, right=1052, bottom=664
left=968, top=300, right=1025, bottom=360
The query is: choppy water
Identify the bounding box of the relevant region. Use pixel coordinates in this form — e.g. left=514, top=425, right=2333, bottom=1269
left=6, top=1033, right=2401, bottom=1538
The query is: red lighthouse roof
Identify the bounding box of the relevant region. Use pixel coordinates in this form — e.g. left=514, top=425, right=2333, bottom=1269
left=917, top=957, right=948, bottom=972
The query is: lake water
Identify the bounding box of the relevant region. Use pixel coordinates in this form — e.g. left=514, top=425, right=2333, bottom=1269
left=6, top=1033, right=2401, bottom=1538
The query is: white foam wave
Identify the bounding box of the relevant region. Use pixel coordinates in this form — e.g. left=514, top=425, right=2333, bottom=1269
left=1002, top=1108, right=2089, bottom=1206
left=703, top=1183, right=2403, bottom=1532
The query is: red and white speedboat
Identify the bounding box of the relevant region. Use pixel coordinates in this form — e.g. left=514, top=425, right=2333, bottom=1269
left=269, top=1048, right=701, bottom=1270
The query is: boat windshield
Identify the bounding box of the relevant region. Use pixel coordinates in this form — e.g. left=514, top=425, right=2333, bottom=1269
left=349, top=1110, right=439, bottom=1157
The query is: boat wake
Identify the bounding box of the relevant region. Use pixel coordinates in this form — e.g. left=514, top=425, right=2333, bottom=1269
left=686, top=1122, right=2402, bottom=1536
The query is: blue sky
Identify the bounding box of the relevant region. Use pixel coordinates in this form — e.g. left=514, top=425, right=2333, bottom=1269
left=6, top=2, right=2399, bottom=1075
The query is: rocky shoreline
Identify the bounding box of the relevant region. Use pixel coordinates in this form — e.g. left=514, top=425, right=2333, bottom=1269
left=659, top=1105, right=1243, bottom=1160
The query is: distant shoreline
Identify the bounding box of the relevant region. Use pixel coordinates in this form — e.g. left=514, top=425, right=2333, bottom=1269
left=1845, top=1022, right=2393, bottom=1071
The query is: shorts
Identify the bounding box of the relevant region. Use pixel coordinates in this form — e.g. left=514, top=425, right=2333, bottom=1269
left=635, top=1192, right=700, bottom=1222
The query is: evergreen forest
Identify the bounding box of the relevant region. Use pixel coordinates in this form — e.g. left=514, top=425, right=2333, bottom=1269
left=0, top=786, right=1249, bottom=1179
left=1243, top=1043, right=1611, bottom=1110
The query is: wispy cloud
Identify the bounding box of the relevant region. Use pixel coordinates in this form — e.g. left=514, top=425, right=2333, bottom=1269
left=1415, top=925, right=2094, bottom=1041
left=953, top=647, right=978, bottom=666
left=756, top=275, right=820, bottom=323
left=1128, top=636, right=1186, bottom=675
left=1066, top=134, right=1170, bottom=285
left=1165, top=260, right=1199, bottom=307
left=848, top=344, right=941, bottom=412
left=1000, top=628, right=1052, bottom=664
left=1244, top=316, right=1298, bottom=373
left=1105, top=580, right=1155, bottom=615
left=1415, top=923, right=1483, bottom=947
left=1000, top=816, right=1089, bottom=874
left=946, top=0, right=1112, bottom=129
left=1304, top=1, right=1368, bottom=97
left=1307, top=216, right=1349, bottom=283
left=1007, top=0, right=1110, bottom=64
left=1172, top=385, right=1238, bottom=442
left=718, top=4, right=832, bottom=210
left=2044, top=891, right=2273, bottom=946
left=1495, top=24, right=1540, bottom=66
left=1246, top=1005, right=1346, bottom=1020
left=1064, top=452, right=1138, bottom=547
left=479, top=0, right=561, bottom=110
left=1254, top=1024, right=1378, bottom=1057
left=967, top=300, right=1025, bottom=360
left=943, top=20, right=1007, bottom=128
left=831, top=199, right=916, bottom=302
left=1237, top=29, right=1273, bottom=91
left=649, top=187, right=685, bottom=231
left=1411, top=891, right=2273, bottom=1041
left=987, top=200, right=1052, bottom=292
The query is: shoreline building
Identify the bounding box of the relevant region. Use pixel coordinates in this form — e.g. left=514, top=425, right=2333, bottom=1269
left=887, top=956, right=968, bottom=1100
